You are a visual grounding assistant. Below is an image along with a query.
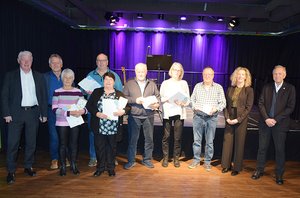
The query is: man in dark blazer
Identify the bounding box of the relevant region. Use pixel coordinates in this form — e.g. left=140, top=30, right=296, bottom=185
left=251, top=65, right=296, bottom=185
left=1, top=51, right=48, bottom=184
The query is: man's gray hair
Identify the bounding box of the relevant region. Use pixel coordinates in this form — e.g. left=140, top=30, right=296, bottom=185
left=17, top=51, right=33, bottom=62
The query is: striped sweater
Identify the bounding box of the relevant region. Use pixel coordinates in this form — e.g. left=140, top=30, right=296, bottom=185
left=52, top=87, right=85, bottom=126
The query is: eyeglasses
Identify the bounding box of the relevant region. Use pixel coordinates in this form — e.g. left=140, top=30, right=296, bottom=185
left=97, top=59, right=108, bottom=62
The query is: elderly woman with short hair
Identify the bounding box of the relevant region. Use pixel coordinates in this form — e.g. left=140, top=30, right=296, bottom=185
left=52, top=68, right=87, bottom=176
left=86, top=72, right=130, bottom=177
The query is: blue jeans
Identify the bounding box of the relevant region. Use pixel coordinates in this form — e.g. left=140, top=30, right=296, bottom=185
left=87, top=113, right=96, bottom=160
left=48, top=107, right=59, bottom=160
left=127, top=115, right=154, bottom=163
left=192, top=114, right=218, bottom=165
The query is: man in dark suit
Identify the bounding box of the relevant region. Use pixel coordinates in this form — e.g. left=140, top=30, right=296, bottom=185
left=1, top=51, right=48, bottom=184
left=251, top=65, right=296, bottom=185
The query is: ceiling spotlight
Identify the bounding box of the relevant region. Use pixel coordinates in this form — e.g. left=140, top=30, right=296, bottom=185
left=228, top=18, right=239, bottom=28
left=180, top=16, right=187, bottom=21
left=137, top=13, right=143, bottom=19
left=104, top=12, right=119, bottom=26
left=109, top=15, right=119, bottom=26
left=158, top=14, right=164, bottom=20
left=217, top=17, right=224, bottom=22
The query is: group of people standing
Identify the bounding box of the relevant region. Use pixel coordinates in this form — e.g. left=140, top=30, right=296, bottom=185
left=2, top=50, right=296, bottom=186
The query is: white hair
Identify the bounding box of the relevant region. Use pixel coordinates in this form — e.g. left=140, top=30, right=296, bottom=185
left=61, top=68, right=75, bottom=80
left=135, top=63, right=147, bottom=71
left=17, top=51, right=33, bottom=62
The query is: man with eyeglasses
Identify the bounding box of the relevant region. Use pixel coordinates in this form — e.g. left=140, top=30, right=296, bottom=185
left=189, top=66, right=226, bottom=171
left=84, top=53, right=123, bottom=167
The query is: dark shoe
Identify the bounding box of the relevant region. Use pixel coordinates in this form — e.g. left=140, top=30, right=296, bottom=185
left=162, top=157, right=168, bottom=167
left=222, top=168, right=230, bottom=173
left=24, top=168, right=36, bottom=176
left=108, top=170, right=116, bottom=177
left=7, top=173, right=15, bottom=184
left=276, top=176, right=284, bottom=185
left=71, top=162, right=80, bottom=175
left=59, top=166, right=66, bottom=176
left=231, top=171, right=239, bottom=176
left=174, top=158, right=180, bottom=168
left=251, top=170, right=263, bottom=180
left=93, top=170, right=104, bottom=177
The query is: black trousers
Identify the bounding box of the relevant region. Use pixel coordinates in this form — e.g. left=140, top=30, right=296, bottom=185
left=56, top=126, right=80, bottom=165
left=162, top=115, right=183, bottom=158
left=256, top=123, right=287, bottom=176
left=221, top=108, right=248, bottom=172
left=6, top=107, right=40, bottom=173
left=94, top=132, right=117, bottom=172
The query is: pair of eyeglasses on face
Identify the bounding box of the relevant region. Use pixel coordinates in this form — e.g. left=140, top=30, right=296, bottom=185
left=97, top=59, right=108, bottom=62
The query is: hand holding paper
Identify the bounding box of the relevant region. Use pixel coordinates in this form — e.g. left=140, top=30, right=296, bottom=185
left=142, top=96, right=159, bottom=109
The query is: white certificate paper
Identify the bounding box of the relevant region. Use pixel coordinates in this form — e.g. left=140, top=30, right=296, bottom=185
left=202, top=105, right=212, bottom=115
left=78, top=76, right=101, bottom=92
left=142, top=96, right=158, bottom=109
left=168, top=92, right=189, bottom=104
left=102, top=99, right=119, bottom=120
left=118, top=96, right=128, bottom=109
left=65, top=104, right=85, bottom=128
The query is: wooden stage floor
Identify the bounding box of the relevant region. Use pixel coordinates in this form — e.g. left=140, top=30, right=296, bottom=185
left=1, top=151, right=300, bottom=198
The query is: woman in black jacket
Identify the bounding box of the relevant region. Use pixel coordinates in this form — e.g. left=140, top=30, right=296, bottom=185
left=86, top=72, right=130, bottom=177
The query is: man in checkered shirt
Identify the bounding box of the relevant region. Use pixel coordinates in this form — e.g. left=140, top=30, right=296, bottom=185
left=188, top=67, right=226, bottom=171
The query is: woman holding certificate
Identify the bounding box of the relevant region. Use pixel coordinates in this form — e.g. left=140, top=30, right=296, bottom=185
left=86, top=72, right=130, bottom=177
left=160, top=62, right=190, bottom=168
left=52, top=68, right=87, bottom=176
left=221, top=67, right=254, bottom=176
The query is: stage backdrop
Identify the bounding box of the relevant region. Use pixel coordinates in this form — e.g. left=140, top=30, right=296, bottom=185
left=0, top=0, right=299, bottom=119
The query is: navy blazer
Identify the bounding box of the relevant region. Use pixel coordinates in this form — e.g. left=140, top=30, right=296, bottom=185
left=258, top=81, right=296, bottom=131
left=1, top=68, right=48, bottom=120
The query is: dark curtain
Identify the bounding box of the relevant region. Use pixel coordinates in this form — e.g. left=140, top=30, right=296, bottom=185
left=0, top=0, right=299, bottom=119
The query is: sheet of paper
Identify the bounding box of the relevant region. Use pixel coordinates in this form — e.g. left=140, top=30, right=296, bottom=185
left=66, top=116, right=84, bottom=128
left=202, top=104, right=212, bottom=115
left=78, top=76, right=101, bottom=92
left=102, top=99, right=119, bottom=120
left=76, top=98, right=87, bottom=109
left=64, top=103, right=85, bottom=128
left=118, top=96, right=128, bottom=109
left=142, top=96, right=158, bottom=109
left=168, top=92, right=189, bottom=104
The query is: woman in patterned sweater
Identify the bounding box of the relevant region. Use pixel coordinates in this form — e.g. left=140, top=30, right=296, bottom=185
left=52, top=68, right=87, bottom=176
left=86, top=72, right=130, bottom=177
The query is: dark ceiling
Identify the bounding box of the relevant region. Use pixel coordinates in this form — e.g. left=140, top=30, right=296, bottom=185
left=23, top=0, right=300, bottom=35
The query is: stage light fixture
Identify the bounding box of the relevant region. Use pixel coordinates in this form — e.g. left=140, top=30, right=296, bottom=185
left=104, top=12, right=120, bottom=26
left=158, top=14, right=164, bottom=20
left=229, top=18, right=239, bottom=28
left=180, top=16, right=187, bottom=21
left=137, top=13, right=143, bottom=19
left=109, top=15, right=119, bottom=26
left=217, top=17, right=224, bottom=22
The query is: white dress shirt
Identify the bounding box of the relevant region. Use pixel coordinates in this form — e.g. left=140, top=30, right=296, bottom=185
left=20, top=69, right=38, bottom=107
